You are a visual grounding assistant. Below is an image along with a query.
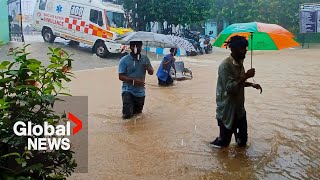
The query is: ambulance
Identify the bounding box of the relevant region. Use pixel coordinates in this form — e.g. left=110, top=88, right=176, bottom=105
left=32, top=0, right=133, bottom=58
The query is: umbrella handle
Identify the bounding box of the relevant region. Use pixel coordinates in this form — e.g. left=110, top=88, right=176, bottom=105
left=250, top=32, right=261, bottom=95
left=250, top=32, right=253, bottom=69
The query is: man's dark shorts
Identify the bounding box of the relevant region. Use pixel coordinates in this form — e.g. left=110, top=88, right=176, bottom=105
left=122, top=92, right=145, bottom=119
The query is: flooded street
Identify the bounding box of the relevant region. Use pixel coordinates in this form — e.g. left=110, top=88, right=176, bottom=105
left=68, top=49, right=320, bottom=180
left=0, top=35, right=164, bottom=71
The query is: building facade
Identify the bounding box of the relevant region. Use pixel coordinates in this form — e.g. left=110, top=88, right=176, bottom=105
left=0, top=0, right=10, bottom=43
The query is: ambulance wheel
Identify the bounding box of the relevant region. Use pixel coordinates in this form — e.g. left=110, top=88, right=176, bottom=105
left=94, top=42, right=109, bottom=58
left=42, top=28, right=55, bottom=43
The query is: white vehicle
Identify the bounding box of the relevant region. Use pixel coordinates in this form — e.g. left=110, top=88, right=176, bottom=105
left=32, top=0, right=133, bottom=58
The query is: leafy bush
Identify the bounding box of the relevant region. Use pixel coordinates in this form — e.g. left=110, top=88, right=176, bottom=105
left=0, top=43, right=76, bottom=180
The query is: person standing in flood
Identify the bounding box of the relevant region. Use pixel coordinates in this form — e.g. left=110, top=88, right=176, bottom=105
left=210, top=35, right=262, bottom=148
left=156, top=48, right=177, bottom=86
left=118, top=41, right=154, bottom=119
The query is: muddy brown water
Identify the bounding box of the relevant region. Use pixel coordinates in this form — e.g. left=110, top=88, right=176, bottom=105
left=68, top=49, right=320, bottom=180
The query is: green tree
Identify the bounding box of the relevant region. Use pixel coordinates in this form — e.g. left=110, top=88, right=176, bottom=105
left=211, top=0, right=320, bottom=34
left=119, top=0, right=214, bottom=31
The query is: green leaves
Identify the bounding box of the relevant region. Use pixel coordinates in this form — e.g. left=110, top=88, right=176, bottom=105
left=27, top=59, right=41, bottom=71
left=7, top=70, right=18, bottom=75
left=48, top=64, right=63, bottom=69
left=18, top=163, right=43, bottom=173
left=0, top=89, right=4, bottom=99
left=42, top=94, right=55, bottom=106
left=0, top=77, right=11, bottom=84
left=15, top=157, right=27, bottom=167
left=0, top=96, right=9, bottom=110
left=0, top=61, right=11, bottom=70
left=16, top=85, right=39, bottom=91
left=27, top=63, right=41, bottom=72
left=122, top=0, right=214, bottom=29
left=58, top=92, right=72, bottom=96
left=1, top=45, right=76, bottom=178
left=211, top=0, right=320, bottom=35
left=1, top=152, right=20, bottom=159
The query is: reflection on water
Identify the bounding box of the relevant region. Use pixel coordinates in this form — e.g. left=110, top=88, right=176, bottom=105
left=70, top=50, right=320, bottom=180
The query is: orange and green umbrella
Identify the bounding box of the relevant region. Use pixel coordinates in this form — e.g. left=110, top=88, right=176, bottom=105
left=213, top=22, right=300, bottom=50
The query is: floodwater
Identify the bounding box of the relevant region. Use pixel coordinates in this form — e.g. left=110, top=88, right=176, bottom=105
left=1, top=35, right=163, bottom=71
left=68, top=49, right=320, bottom=180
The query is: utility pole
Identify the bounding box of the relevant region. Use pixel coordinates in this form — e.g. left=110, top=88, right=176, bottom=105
left=19, top=0, right=25, bottom=43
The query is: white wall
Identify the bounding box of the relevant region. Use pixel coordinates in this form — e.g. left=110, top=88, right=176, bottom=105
left=149, top=21, right=183, bottom=35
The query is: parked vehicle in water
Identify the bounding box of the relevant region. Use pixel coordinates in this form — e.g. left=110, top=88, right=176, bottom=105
left=32, top=0, right=133, bottom=58
left=199, top=35, right=213, bottom=54
left=182, top=29, right=203, bottom=55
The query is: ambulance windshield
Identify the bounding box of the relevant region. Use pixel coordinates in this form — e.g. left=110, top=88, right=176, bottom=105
left=106, top=11, right=125, bottom=28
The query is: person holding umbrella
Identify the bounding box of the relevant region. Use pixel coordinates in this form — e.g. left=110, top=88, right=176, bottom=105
left=118, top=41, right=154, bottom=119
left=156, top=48, right=177, bottom=86
left=210, top=35, right=262, bottom=148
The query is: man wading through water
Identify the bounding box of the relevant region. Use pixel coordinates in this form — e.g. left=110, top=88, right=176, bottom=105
left=118, top=41, right=154, bottom=119
left=210, top=35, right=262, bottom=148
left=156, top=48, right=177, bottom=86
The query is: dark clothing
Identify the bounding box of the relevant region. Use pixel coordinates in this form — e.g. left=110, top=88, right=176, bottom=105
left=212, top=115, right=248, bottom=147
left=156, top=54, right=174, bottom=82
left=158, top=76, right=173, bottom=86
left=122, top=92, right=145, bottom=119
left=213, top=55, right=249, bottom=148
left=216, top=56, right=246, bottom=129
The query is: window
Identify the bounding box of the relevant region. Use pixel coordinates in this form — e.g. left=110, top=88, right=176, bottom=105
left=39, top=0, right=47, bottom=10
left=90, top=9, right=103, bottom=27
left=106, top=12, right=125, bottom=28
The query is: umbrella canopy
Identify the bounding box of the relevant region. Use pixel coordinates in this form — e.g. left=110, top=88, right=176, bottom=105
left=115, top=31, right=177, bottom=48
left=213, top=22, right=300, bottom=50
left=167, top=35, right=197, bottom=52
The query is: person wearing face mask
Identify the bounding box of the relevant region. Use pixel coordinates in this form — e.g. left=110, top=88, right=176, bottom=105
left=210, top=35, right=262, bottom=148
left=118, top=41, right=154, bottom=119
left=156, top=48, right=177, bottom=86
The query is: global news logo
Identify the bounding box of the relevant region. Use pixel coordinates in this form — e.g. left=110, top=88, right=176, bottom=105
left=13, top=113, right=82, bottom=151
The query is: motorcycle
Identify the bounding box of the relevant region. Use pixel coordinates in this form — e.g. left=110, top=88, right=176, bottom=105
left=183, top=29, right=203, bottom=55
left=200, top=35, right=213, bottom=54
